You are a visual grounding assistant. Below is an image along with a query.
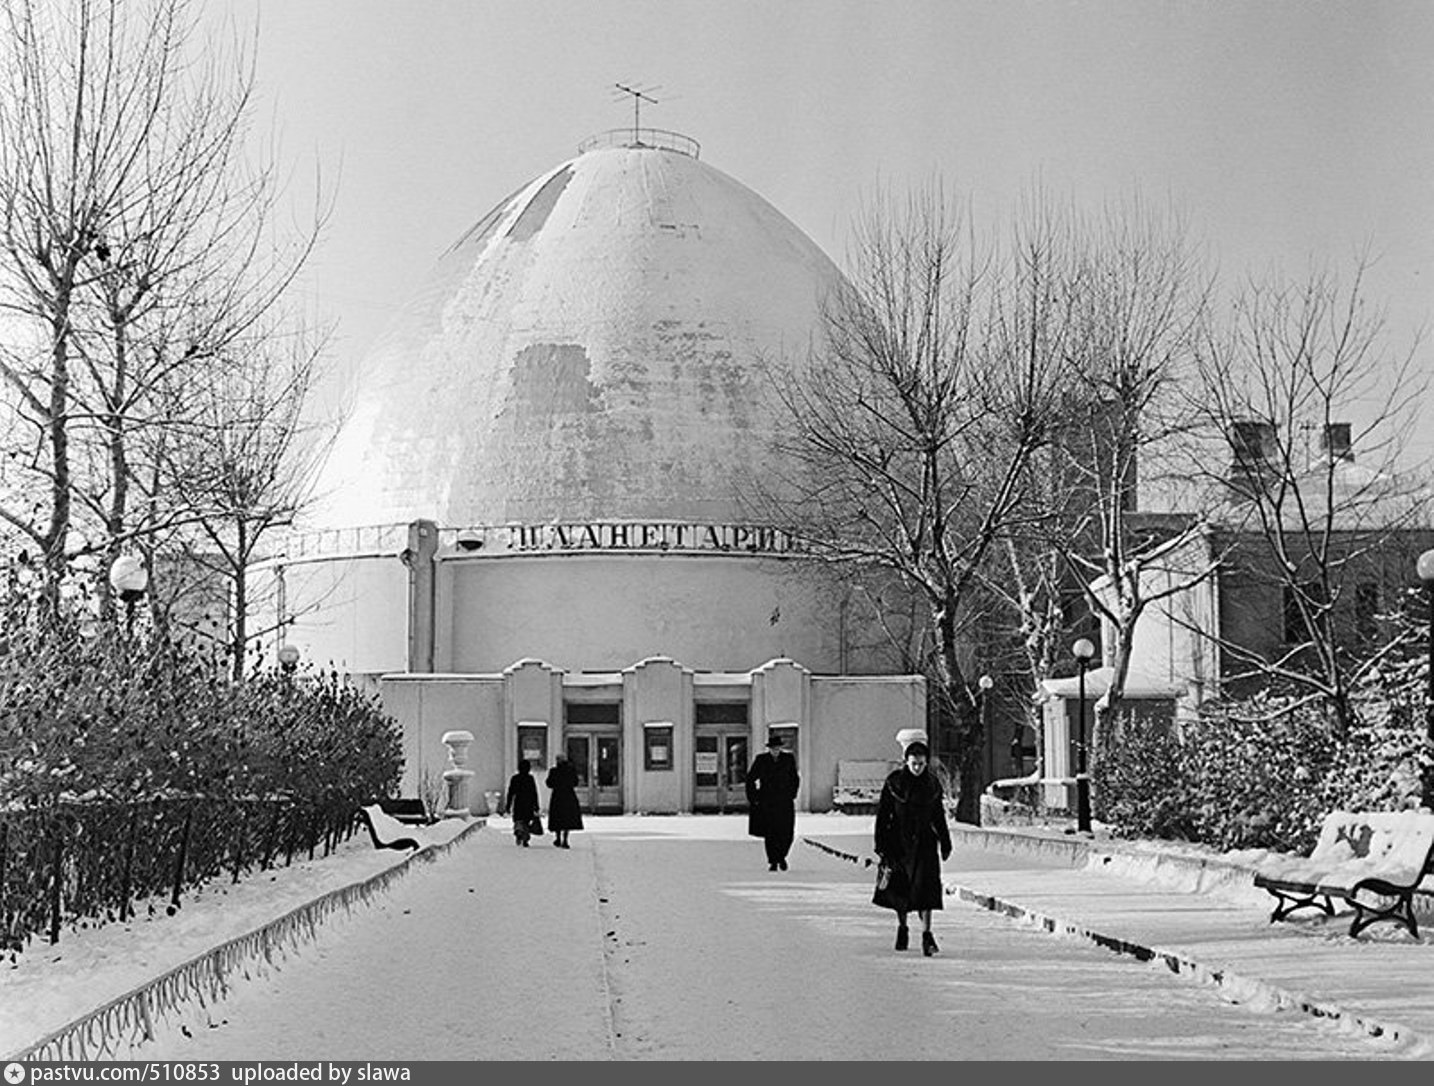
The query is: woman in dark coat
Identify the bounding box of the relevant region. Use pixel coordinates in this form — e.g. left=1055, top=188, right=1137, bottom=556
left=505, top=759, right=540, bottom=847
left=544, top=753, right=584, bottom=849
left=873, top=740, right=952, bottom=955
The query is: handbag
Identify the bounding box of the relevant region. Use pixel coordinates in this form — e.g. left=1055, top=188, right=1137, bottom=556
left=528, top=813, right=545, bottom=836
left=872, top=857, right=908, bottom=910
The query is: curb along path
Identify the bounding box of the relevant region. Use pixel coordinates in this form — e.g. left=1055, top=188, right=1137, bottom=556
left=801, top=834, right=1432, bottom=1058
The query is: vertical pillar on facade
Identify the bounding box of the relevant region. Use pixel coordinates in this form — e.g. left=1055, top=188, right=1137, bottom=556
left=751, top=659, right=812, bottom=812
left=405, top=519, right=439, bottom=673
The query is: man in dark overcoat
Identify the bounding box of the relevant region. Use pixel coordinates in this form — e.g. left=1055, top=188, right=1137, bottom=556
left=746, top=734, right=800, bottom=870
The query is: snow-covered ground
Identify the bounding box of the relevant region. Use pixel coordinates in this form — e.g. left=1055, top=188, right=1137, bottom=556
left=0, top=814, right=1428, bottom=1061
left=4, top=814, right=830, bottom=1058
left=1, top=816, right=475, bottom=1059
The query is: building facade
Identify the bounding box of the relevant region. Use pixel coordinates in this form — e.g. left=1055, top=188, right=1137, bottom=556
left=260, top=131, right=928, bottom=813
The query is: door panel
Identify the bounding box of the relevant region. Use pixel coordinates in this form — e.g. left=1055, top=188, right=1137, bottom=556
left=566, top=735, right=590, bottom=790
left=595, top=734, right=621, bottom=811
left=694, top=729, right=749, bottom=812
left=725, top=735, right=749, bottom=800
left=565, top=730, right=622, bottom=813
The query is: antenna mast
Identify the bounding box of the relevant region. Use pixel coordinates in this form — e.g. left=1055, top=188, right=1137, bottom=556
left=613, top=82, right=660, bottom=143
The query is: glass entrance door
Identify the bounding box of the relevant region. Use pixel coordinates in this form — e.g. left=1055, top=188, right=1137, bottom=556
left=566, top=731, right=622, bottom=813
left=693, top=730, right=749, bottom=812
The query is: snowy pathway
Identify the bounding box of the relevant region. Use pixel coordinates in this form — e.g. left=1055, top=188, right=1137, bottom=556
left=127, top=822, right=1403, bottom=1060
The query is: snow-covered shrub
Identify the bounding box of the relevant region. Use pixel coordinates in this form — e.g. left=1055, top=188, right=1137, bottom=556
left=1092, top=713, right=1195, bottom=840
left=1319, top=661, right=1431, bottom=816
left=1097, top=676, right=1430, bottom=854
left=0, top=585, right=404, bottom=951
left=1177, top=696, right=1340, bottom=852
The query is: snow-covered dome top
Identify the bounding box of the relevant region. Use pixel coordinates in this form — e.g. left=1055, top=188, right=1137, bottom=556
left=308, top=137, right=843, bottom=529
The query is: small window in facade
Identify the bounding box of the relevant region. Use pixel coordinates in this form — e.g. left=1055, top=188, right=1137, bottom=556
left=566, top=702, right=621, bottom=726
left=1356, top=581, right=1380, bottom=645
left=517, top=722, right=548, bottom=768
left=644, top=723, right=674, bottom=771
left=1282, top=585, right=1306, bottom=645
left=1284, top=581, right=1327, bottom=646
left=695, top=702, right=749, bottom=726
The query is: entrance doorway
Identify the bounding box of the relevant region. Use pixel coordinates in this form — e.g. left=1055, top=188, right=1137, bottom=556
left=694, top=701, right=751, bottom=813
left=693, top=731, right=748, bottom=812
left=565, top=701, right=622, bottom=813
left=566, top=732, right=622, bottom=813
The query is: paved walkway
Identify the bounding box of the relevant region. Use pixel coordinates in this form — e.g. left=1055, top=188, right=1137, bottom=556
left=22, top=813, right=1434, bottom=1060
left=803, top=822, right=1434, bottom=1058
left=128, top=816, right=1421, bottom=1060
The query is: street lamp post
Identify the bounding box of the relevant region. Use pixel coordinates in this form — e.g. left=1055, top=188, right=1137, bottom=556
left=1072, top=638, right=1096, bottom=833
left=277, top=643, right=300, bottom=688
left=108, top=554, right=149, bottom=638
left=1417, top=550, right=1434, bottom=807
left=978, top=674, right=994, bottom=786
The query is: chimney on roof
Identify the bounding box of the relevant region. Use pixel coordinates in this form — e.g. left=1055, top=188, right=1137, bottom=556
left=1321, top=422, right=1353, bottom=463
left=1228, top=419, right=1277, bottom=496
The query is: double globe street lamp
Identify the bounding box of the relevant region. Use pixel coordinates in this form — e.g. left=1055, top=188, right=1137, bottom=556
left=1072, top=637, right=1097, bottom=834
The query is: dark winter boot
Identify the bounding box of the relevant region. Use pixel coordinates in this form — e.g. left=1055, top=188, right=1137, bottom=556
left=922, top=931, right=938, bottom=957
left=895, top=925, right=909, bottom=951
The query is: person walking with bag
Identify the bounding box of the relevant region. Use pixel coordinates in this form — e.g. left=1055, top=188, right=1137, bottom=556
left=746, top=733, right=800, bottom=871
left=873, top=737, right=952, bottom=955
left=505, top=759, right=541, bottom=847
left=544, top=753, right=584, bottom=849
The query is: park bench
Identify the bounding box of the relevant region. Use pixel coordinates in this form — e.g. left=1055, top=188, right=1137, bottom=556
left=359, top=803, right=421, bottom=851
left=832, top=760, right=897, bottom=811
left=1251, top=810, right=1434, bottom=938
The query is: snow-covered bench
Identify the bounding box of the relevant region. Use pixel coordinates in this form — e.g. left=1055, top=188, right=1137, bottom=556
left=377, top=797, right=430, bottom=825
left=832, top=760, right=896, bottom=811
left=359, top=804, right=421, bottom=851
left=1251, top=810, right=1434, bottom=938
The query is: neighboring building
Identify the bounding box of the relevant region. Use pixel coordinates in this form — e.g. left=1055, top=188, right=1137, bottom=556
left=1051, top=421, right=1434, bottom=779
left=256, top=130, right=927, bottom=814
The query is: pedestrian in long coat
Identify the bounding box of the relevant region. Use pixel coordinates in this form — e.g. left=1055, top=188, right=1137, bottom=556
left=746, top=734, right=800, bottom=870
left=505, top=760, right=540, bottom=847
left=873, top=740, right=952, bottom=955
left=544, top=754, right=584, bottom=849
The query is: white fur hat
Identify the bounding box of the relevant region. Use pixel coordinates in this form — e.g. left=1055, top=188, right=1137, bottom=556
left=895, top=728, right=928, bottom=752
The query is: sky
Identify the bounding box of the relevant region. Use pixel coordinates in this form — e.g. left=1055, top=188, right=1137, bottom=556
left=214, top=0, right=1434, bottom=466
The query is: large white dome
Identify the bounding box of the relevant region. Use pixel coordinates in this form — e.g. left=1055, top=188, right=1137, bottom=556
left=309, top=138, right=843, bottom=529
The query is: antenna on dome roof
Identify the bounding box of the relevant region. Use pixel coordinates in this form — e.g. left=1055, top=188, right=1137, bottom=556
left=613, top=82, right=660, bottom=143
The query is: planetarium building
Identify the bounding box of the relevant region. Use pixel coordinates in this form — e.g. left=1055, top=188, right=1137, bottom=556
left=263, top=130, right=926, bottom=815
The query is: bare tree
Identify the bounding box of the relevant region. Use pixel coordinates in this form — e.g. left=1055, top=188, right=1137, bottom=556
left=1049, top=194, right=1215, bottom=765
left=0, top=0, right=149, bottom=590
left=153, top=318, right=330, bottom=679
left=767, top=184, right=1065, bottom=822
left=1187, top=257, right=1432, bottom=735
left=0, top=0, right=324, bottom=616
left=978, top=191, right=1087, bottom=759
